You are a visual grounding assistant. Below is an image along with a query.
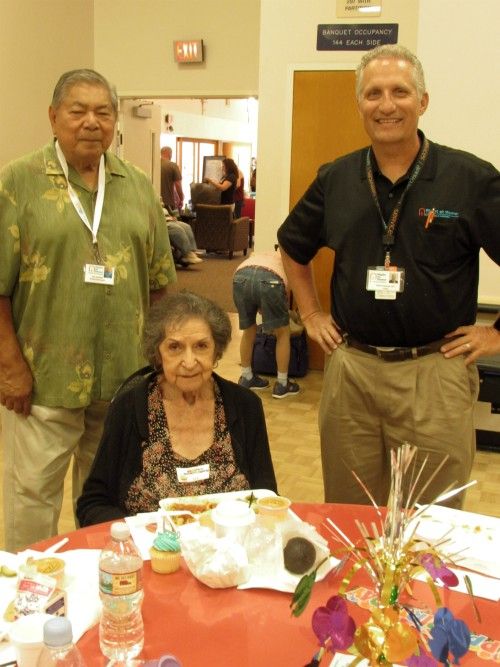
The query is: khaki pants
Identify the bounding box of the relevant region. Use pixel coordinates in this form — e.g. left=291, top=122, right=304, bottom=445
left=319, top=345, right=478, bottom=508
left=1, top=401, right=108, bottom=552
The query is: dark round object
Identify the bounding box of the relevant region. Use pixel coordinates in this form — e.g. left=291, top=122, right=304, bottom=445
left=283, top=536, right=316, bottom=574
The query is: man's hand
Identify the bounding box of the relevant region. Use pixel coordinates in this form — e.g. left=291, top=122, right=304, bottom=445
left=0, top=360, right=33, bottom=416
left=302, top=311, right=343, bottom=355
left=441, top=324, right=500, bottom=366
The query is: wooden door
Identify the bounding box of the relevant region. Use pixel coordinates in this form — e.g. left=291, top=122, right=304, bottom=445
left=289, top=70, right=369, bottom=369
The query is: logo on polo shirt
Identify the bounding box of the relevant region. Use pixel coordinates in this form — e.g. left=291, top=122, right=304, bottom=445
left=418, top=207, right=459, bottom=220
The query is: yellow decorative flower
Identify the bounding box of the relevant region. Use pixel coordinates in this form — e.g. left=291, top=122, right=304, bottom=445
left=150, top=253, right=174, bottom=288
left=22, top=343, right=35, bottom=371
left=68, top=362, right=94, bottom=404
left=20, top=251, right=51, bottom=288
left=0, top=179, right=16, bottom=206
left=106, top=245, right=132, bottom=282
left=42, top=176, right=70, bottom=213
left=8, top=224, right=20, bottom=253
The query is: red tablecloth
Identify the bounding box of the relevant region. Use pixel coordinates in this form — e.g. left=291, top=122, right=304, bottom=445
left=31, top=504, right=500, bottom=666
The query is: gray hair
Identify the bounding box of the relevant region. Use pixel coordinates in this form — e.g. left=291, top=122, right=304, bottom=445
left=51, top=69, right=118, bottom=114
left=143, top=291, right=232, bottom=368
left=355, top=45, right=426, bottom=100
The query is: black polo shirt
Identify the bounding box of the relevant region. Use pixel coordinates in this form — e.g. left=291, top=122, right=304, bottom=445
left=278, top=133, right=500, bottom=347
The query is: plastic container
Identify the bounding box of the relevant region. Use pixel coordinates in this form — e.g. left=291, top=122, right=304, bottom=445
left=99, top=521, right=144, bottom=661
left=42, top=617, right=86, bottom=666
left=212, top=499, right=256, bottom=543
left=255, top=495, right=291, bottom=527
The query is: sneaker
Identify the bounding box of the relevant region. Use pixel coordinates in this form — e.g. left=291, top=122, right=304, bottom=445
left=272, top=380, right=300, bottom=399
left=238, top=375, right=270, bottom=390
left=182, top=252, right=203, bottom=264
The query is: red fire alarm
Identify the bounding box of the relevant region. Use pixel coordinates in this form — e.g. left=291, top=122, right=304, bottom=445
left=173, top=40, right=204, bottom=63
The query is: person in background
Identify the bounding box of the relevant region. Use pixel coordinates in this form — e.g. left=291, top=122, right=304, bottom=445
left=233, top=247, right=300, bottom=399
left=0, top=68, right=176, bottom=552
left=278, top=45, right=500, bottom=509
left=205, top=157, right=239, bottom=209
left=234, top=167, right=245, bottom=218
left=162, top=203, right=202, bottom=265
left=76, top=291, right=277, bottom=525
left=161, top=146, right=184, bottom=213
left=250, top=166, right=257, bottom=194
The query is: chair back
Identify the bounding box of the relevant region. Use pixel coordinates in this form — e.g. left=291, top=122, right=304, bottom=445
left=190, top=182, right=220, bottom=209
left=194, top=204, right=249, bottom=259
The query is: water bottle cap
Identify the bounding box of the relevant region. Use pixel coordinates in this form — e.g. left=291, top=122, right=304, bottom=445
left=158, top=656, right=182, bottom=667
left=111, top=521, right=131, bottom=541
left=43, top=617, right=73, bottom=646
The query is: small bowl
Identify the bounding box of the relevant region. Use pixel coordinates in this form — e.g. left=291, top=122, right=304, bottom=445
left=256, top=495, right=291, bottom=527
left=31, top=557, right=66, bottom=588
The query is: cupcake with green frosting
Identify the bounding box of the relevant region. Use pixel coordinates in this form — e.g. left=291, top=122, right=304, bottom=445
left=150, top=530, right=181, bottom=574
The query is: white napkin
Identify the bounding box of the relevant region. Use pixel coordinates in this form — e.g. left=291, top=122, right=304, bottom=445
left=411, top=505, right=500, bottom=579
left=0, top=548, right=101, bottom=662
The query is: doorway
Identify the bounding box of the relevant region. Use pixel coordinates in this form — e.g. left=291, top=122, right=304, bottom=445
left=118, top=97, right=258, bottom=203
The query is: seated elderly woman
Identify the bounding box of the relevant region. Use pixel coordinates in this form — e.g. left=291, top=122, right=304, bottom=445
left=76, top=291, right=277, bottom=526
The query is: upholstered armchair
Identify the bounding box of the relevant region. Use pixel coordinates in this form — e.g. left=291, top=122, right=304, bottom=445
left=193, top=204, right=250, bottom=259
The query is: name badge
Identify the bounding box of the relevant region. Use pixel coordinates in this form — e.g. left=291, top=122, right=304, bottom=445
left=176, top=464, right=210, bottom=483
left=84, top=263, right=115, bottom=285
left=366, top=266, right=405, bottom=300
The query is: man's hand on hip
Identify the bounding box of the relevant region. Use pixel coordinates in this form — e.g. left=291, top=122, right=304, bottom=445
left=302, top=311, right=343, bottom=355
left=0, top=360, right=33, bottom=416
left=441, top=324, right=500, bottom=366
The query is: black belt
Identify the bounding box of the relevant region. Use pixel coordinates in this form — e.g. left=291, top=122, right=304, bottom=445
left=344, top=334, right=448, bottom=362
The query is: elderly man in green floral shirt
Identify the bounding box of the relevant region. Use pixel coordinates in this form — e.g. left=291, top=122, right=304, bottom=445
left=0, top=69, right=176, bottom=552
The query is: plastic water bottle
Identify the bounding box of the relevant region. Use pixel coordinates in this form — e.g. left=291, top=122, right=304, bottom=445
left=42, top=617, right=86, bottom=666
left=99, top=521, right=144, bottom=661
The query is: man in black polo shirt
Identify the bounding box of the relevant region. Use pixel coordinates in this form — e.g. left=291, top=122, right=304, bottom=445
left=278, top=45, right=500, bottom=508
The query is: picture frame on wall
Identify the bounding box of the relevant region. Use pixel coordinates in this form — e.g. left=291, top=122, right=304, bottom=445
left=203, top=155, right=225, bottom=182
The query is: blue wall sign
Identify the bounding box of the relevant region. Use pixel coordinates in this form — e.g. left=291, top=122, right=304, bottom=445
left=317, top=24, right=398, bottom=51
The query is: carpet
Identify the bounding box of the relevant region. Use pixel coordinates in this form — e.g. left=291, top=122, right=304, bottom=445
left=169, top=251, right=249, bottom=313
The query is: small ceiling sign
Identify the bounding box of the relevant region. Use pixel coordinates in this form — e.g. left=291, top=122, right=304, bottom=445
left=336, top=0, right=382, bottom=18
left=173, top=40, right=204, bottom=63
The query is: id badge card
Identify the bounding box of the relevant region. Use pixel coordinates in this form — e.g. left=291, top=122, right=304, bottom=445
left=366, top=266, right=405, bottom=300
left=176, top=464, right=210, bottom=483
left=84, top=263, right=115, bottom=285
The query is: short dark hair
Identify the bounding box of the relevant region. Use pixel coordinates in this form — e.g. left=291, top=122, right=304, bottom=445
left=143, top=291, right=232, bottom=368
left=51, top=69, right=118, bottom=114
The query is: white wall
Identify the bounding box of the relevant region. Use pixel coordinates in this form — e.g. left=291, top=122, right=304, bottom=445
left=417, top=0, right=500, bottom=305
left=0, top=0, right=94, bottom=166
left=158, top=99, right=258, bottom=148
left=93, top=0, right=260, bottom=97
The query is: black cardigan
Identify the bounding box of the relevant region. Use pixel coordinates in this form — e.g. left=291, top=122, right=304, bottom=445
left=76, top=368, right=277, bottom=526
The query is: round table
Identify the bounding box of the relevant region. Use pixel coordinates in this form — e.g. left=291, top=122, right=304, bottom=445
left=31, top=503, right=499, bottom=666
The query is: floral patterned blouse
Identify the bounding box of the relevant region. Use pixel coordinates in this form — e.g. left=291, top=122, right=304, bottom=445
left=125, top=378, right=250, bottom=513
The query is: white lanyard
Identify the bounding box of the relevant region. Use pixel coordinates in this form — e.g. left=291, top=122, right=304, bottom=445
left=55, top=140, right=106, bottom=246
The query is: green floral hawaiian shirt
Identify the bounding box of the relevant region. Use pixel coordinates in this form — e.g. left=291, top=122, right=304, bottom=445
left=0, top=142, right=176, bottom=408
